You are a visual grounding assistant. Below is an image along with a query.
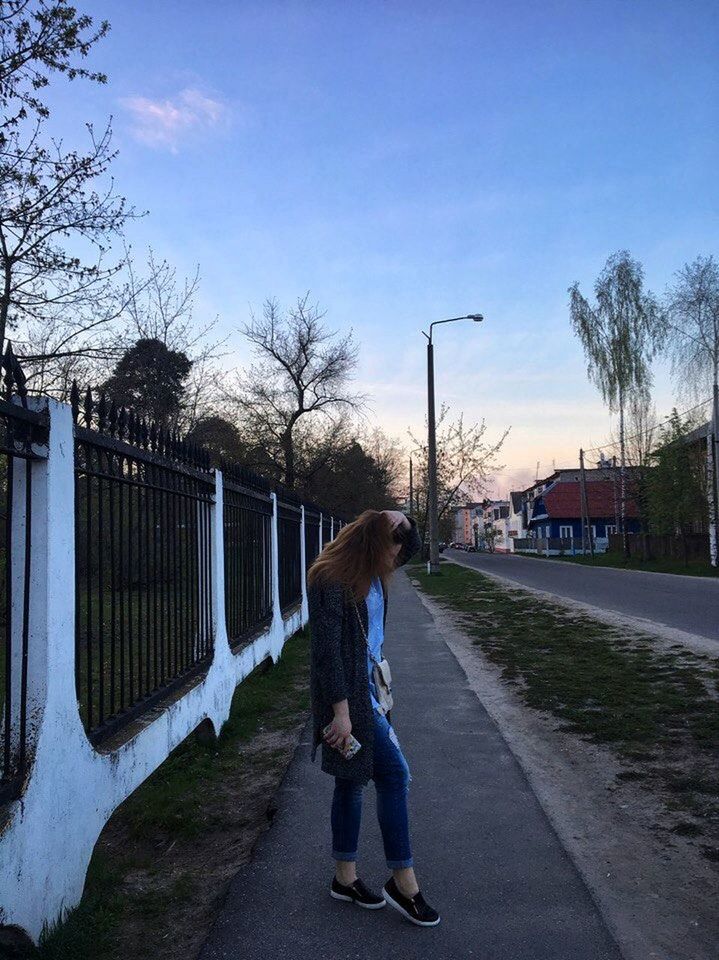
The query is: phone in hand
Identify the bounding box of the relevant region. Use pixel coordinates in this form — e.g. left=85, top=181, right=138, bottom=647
left=322, top=722, right=362, bottom=760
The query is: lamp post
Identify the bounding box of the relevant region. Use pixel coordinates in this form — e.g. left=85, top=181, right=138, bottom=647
left=423, top=314, right=483, bottom=574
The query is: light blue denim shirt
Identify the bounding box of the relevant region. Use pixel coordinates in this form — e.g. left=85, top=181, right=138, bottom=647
left=365, top=575, right=385, bottom=713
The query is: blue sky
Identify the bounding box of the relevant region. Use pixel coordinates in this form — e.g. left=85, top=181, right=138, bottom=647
left=48, top=0, right=718, bottom=495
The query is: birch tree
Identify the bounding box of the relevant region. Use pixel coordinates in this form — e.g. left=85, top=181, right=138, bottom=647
left=569, top=250, right=664, bottom=557
left=662, top=255, right=719, bottom=564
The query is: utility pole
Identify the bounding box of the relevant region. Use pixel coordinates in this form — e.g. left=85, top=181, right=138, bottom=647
left=409, top=456, right=414, bottom=517
left=712, top=379, right=719, bottom=566
left=612, top=455, right=620, bottom=535
left=579, top=448, right=595, bottom=557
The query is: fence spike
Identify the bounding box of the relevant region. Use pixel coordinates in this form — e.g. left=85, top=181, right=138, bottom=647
left=70, top=380, right=80, bottom=422
left=3, top=344, right=15, bottom=400
left=84, top=386, right=94, bottom=428
left=6, top=342, right=28, bottom=404
left=97, top=391, right=108, bottom=431
left=108, top=399, right=117, bottom=436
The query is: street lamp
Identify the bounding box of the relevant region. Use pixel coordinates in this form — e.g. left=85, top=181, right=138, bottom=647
left=422, top=313, right=483, bottom=574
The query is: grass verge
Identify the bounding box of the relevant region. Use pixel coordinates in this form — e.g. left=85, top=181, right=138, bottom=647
left=411, top=562, right=719, bottom=862
left=515, top=551, right=719, bottom=577
left=14, top=628, right=311, bottom=960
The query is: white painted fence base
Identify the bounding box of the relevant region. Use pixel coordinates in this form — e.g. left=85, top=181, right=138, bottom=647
left=0, top=400, right=316, bottom=944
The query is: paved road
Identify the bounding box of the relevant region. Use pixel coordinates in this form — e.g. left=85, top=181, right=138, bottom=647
left=200, top=572, right=622, bottom=960
left=446, top=549, right=719, bottom=642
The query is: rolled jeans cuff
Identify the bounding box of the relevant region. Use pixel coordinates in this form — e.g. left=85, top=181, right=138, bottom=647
left=386, top=856, right=414, bottom=869
left=332, top=849, right=358, bottom=861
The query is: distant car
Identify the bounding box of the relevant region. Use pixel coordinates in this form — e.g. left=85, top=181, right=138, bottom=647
left=466, top=544, right=477, bottom=552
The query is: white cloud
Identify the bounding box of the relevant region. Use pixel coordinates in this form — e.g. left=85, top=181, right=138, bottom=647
left=119, top=87, right=227, bottom=151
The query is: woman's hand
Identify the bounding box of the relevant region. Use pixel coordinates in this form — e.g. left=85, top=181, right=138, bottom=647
left=324, top=700, right=352, bottom=750
left=382, top=509, right=410, bottom=531
left=323, top=715, right=352, bottom=750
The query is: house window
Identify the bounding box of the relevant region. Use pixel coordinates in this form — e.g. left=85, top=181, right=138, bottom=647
left=559, top=525, right=572, bottom=538
left=606, top=524, right=617, bottom=536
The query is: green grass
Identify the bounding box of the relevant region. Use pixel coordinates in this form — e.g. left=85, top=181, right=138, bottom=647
left=15, top=628, right=311, bottom=960
left=518, top=551, right=719, bottom=577
left=412, top=562, right=719, bottom=857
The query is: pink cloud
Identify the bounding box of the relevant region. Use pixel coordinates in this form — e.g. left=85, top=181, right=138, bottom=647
left=120, top=87, right=227, bottom=151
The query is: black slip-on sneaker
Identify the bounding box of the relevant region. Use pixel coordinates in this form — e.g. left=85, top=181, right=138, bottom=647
left=330, top=876, right=386, bottom=909
left=382, top=876, right=441, bottom=927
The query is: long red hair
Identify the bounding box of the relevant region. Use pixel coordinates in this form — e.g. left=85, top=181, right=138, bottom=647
left=307, top=510, right=397, bottom=600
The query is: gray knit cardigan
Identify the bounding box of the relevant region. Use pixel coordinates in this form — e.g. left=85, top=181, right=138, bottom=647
left=307, top=515, right=422, bottom=784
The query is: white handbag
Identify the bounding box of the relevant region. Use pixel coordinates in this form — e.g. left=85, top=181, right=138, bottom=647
left=352, top=597, right=393, bottom=716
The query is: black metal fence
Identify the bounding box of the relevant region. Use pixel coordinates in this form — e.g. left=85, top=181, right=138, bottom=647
left=72, top=387, right=215, bottom=746
left=304, top=508, right=321, bottom=571
left=0, top=350, right=48, bottom=805
left=322, top=514, right=332, bottom=548
left=277, top=498, right=302, bottom=612
left=222, top=465, right=273, bottom=647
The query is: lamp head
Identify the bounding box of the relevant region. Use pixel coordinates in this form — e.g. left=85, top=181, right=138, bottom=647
left=467, top=314, right=484, bottom=322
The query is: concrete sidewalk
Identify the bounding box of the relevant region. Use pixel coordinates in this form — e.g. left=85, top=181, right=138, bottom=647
left=199, top=571, right=623, bottom=960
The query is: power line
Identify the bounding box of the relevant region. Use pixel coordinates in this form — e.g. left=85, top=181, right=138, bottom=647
left=485, top=396, right=712, bottom=490
left=583, top=396, right=711, bottom=456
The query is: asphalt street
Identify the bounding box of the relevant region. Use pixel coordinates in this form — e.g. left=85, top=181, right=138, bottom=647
left=200, top=571, right=622, bottom=960
left=446, top=548, right=719, bottom=642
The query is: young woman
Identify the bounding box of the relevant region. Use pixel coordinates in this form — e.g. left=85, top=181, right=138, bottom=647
left=307, top=508, right=441, bottom=927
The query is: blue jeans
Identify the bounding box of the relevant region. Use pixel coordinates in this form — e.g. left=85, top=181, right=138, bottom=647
left=331, top=711, right=413, bottom=869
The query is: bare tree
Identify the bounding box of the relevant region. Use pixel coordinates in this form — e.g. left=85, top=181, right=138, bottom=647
left=0, top=116, right=135, bottom=378
left=0, top=1, right=141, bottom=392
left=569, top=250, right=664, bottom=556
left=359, top=425, right=405, bottom=504
left=294, top=420, right=400, bottom=515
left=112, top=247, right=225, bottom=428
left=225, top=294, right=366, bottom=488
left=11, top=243, right=225, bottom=416
left=408, top=405, right=509, bottom=545
left=0, top=0, right=109, bottom=136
